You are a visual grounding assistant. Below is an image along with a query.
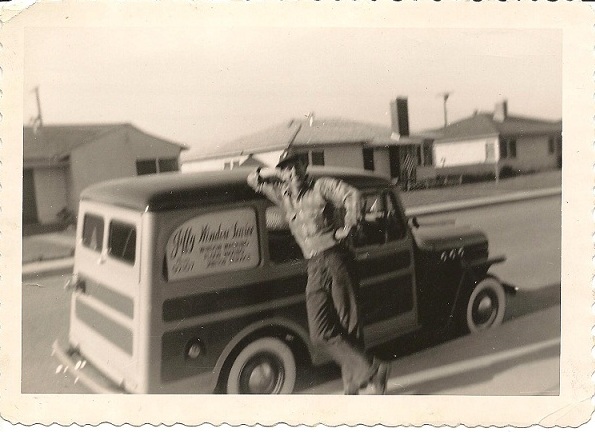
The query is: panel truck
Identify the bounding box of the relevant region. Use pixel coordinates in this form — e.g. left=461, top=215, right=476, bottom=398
left=53, top=167, right=515, bottom=394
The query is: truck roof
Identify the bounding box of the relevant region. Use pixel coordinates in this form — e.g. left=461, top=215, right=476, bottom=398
left=80, top=167, right=393, bottom=212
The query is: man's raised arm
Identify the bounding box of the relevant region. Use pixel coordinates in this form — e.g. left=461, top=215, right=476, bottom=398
left=247, top=167, right=285, bottom=206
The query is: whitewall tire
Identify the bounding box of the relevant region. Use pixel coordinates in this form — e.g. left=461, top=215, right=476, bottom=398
left=226, top=337, right=296, bottom=394
left=463, top=277, right=506, bottom=333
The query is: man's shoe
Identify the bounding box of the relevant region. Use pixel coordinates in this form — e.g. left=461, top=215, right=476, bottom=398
left=344, top=383, right=359, bottom=395
left=370, top=361, right=391, bottom=395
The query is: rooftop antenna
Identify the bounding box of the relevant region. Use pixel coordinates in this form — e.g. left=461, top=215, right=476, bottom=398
left=437, top=92, right=452, bottom=128
left=32, top=86, right=44, bottom=133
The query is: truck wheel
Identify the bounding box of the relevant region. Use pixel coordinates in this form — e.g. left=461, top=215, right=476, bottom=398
left=462, top=277, right=506, bottom=333
left=226, top=337, right=296, bottom=394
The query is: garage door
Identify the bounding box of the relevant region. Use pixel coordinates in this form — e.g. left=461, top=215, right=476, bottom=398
left=23, top=169, right=38, bottom=224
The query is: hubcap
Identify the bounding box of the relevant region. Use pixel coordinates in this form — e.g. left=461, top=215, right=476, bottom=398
left=472, top=290, right=498, bottom=328
left=240, top=353, right=285, bottom=394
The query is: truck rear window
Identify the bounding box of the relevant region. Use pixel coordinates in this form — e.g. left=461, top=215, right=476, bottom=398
left=82, top=214, right=104, bottom=252
left=108, top=221, right=136, bottom=265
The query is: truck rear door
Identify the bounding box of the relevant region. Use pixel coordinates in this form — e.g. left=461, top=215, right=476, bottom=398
left=68, top=201, right=143, bottom=392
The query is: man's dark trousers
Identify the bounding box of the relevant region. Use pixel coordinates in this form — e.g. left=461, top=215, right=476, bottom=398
left=305, top=245, right=377, bottom=394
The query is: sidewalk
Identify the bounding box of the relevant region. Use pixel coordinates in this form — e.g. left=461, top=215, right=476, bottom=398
left=22, top=228, right=76, bottom=280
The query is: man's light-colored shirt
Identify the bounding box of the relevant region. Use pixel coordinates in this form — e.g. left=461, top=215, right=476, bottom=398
left=247, top=169, right=361, bottom=259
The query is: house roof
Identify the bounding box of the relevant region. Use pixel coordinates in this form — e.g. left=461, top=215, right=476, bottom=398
left=24, top=123, right=186, bottom=162
left=431, top=113, right=562, bottom=142
left=183, top=117, right=429, bottom=163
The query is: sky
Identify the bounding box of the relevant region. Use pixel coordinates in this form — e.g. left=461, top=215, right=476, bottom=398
left=24, top=27, right=562, bottom=155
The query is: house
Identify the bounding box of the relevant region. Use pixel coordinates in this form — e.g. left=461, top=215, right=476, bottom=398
left=23, top=123, right=185, bottom=225
left=181, top=98, right=436, bottom=187
left=430, top=101, right=562, bottom=179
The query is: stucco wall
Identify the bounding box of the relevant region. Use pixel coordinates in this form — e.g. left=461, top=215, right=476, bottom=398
left=33, top=167, right=69, bottom=224
left=69, top=126, right=182, bottom=212
left=501, top=135, right=558, bottom=172
left=434, top=136, right=499, bottom=168
left=322, top=145, right=364, bottom=169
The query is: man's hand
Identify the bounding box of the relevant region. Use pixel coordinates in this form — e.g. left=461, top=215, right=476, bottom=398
left=257, top=167, right=287, bottom=183
left=334, top=226, right=352, bottom=241
left=258, top=167, right=279, bottom=179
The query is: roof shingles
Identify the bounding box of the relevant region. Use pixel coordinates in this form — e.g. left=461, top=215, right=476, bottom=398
left=433, top=113, right=561, bottom=142
left=185, top=117, right=428, bottom=162
left=24, top=123, right=184, bottom=162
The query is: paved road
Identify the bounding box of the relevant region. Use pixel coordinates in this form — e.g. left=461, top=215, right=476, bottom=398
left=416, top=195, right=561, bottom=290
left=21, top=196, right=561, bottom=394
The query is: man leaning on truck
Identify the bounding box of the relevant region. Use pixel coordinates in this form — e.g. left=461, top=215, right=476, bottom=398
left=247, top=150, right=391, bottom=395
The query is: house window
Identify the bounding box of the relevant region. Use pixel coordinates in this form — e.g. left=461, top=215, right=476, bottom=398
left=136, top=159, right=158, bottom=175
left=137, top=158, right=179, bottom=175
left=499, top=138, right=517, bottom=160
left=362, top=148, right=375, bottom=171
left=499, top=138, right=508, bottom=159
left=423, top=143, right=434, bottom=167
left=223, top=162, right=231, bottom=170
left=555, top=135, right=562, bottom=153
left=311, top=151, right=325, bottom=166
left=232, top=160, right=240, bottom=168
left=509, top=139, right=517, bottom=158
left=548, top=137, right=555, bottom=154
left=158, top=158, right=178, bottom=172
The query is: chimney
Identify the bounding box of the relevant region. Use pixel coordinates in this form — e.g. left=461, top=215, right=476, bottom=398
left=390, top=97, right=410, bottom=138
left=493, top=100, right=508, bottom=122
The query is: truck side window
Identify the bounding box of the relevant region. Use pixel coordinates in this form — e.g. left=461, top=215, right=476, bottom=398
left=266, top=206, right=303, bottom=264
left=385, top=191, right=407, bottom=241
left=82, top=214, right=104, bottom=252
left=108, top=221, right=137, bottom=265
left=354, top=190, right=406, bottom=247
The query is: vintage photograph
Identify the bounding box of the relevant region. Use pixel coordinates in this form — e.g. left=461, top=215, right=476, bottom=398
left=1, top=0, right=592, bottom=428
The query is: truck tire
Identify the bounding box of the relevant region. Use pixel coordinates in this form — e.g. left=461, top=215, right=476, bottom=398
left=461, top=277, right=506, bottom=333
left=226, top=337, right=296, bottom=394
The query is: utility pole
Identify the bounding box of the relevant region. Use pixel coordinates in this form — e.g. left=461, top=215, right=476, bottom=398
left=438, top=92, right=451, bottom=128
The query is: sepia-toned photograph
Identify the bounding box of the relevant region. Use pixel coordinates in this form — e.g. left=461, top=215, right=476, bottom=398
left=1, top=0, right=592, bottom=428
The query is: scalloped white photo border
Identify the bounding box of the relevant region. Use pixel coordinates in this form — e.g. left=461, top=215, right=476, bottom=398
left=0, top=0, right=593, bottom=428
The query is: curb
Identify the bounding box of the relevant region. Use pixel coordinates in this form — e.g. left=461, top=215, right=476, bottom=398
left=21, top=187, right=561, bottom=279
left=405, top=187, right=561, bottom=217
left=22, top=257, right=74, bottom=280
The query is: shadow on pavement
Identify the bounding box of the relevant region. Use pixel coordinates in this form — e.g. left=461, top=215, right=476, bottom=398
left=388, top=342, right=560, bottom=395
left=504, top=282, right=560, bottom=322
left=297, top=282, right=560, bottom=394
